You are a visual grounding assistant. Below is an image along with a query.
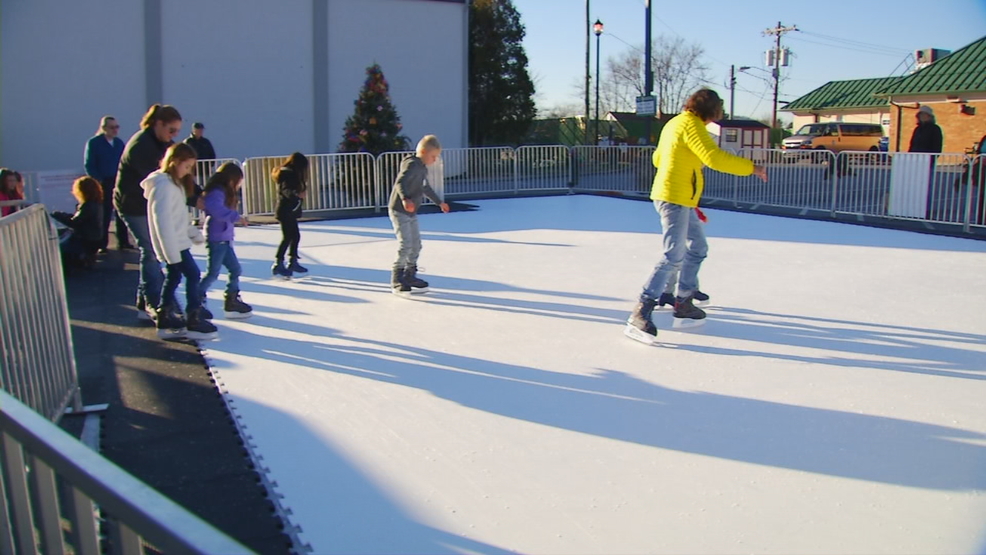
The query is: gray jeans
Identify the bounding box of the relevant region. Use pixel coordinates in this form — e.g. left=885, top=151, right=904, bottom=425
left=390, top=211, right=421, bottom=268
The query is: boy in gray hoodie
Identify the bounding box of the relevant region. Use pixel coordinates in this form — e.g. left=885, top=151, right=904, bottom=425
left=388, top=135, right=449, bottom=295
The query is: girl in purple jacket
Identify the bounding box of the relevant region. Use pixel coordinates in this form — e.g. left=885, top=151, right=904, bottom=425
left=199, top=163, right=252, bottom=319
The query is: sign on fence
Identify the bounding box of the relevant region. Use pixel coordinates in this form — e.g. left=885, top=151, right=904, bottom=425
left=635, top=96, right=656, bottom=116
left=888, top=154, right=932, bottom=218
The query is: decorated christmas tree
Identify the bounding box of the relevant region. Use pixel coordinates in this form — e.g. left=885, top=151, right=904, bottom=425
left=339, top=63, right=410, bottom=155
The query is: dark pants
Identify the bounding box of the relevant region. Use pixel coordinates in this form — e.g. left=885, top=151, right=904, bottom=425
left=275, top=219, right=300, bottom=261
left=100, top=181, right=130, bottom=248
left=162, top=249, right=202, bottom=313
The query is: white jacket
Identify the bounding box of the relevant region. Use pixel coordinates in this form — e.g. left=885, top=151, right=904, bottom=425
left=142, top=170, right=193, bottom=265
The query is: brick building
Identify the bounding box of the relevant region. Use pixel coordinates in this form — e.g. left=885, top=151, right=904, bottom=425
left=877, top=35, right=986, bottom=153
left=781, top=77, right=900, bottom=137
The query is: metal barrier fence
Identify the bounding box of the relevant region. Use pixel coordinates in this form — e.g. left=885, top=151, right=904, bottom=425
left=571, top=145, right=655, bottom=194
left=696, top=149, right=986, bottom=231
left=226, top=146, right=986, bottom=234
left=0, top=389, right=252, bottom=555
left=0, top=205, right=82, bottom=422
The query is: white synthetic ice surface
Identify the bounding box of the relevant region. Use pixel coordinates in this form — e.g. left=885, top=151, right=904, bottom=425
left=197, top=196, right=986, bottom=555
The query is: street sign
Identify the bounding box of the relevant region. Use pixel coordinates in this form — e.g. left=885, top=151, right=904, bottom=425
left=635, top=95, right=656, bottom=116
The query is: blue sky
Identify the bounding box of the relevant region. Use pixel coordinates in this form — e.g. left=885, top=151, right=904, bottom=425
left=511, top=0, right=986, bottom=121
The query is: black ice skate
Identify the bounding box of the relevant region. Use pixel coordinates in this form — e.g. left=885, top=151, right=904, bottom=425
left=136, top=296, right=156, bottom=322
left=271, top=260, right=293, bottom=280
left=391, top=267, right=412, bottom=298
left=624, top=298, right=658, bottom=344
left=155, top=304, right=186, bottom=341
left=404, top=265, right=429, bottom=294
left=224, top=293, right=253, bottom=319
left=692, top=290, right=710, bottom=307
left=656, top=292, right=676, bottom=308
left=288, top=257, right=308, bottom=276
left=672, top=295, right=707, bottom=329
left=185, top=308, right=219, bottom=341
left=198, top=301, right=215, bottom=321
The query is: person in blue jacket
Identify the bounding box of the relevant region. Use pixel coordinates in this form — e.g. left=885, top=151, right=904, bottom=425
left=84, top=116, right=128, bottom=251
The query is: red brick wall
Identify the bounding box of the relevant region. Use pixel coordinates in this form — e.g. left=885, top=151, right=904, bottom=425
left=890, top=101, right=986, bottom=153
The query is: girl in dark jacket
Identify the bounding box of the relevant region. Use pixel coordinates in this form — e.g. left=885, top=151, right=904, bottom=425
left=53, top=177, right=105, bottom=268
left=271, top=152, right=309, bottom=279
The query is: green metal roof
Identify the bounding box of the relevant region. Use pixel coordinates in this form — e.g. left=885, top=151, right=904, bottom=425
left=877, top=35, right=986, bottom=97
left=781, top=77, right=900, bottom=112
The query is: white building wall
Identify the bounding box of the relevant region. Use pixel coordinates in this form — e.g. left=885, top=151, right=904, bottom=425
left=328, top=0, right=467, bottom=151
left=0, top=0, right=146, bottom=172
left=160, top=0, right=315, bottom=159
left=0, top=0, right=467, bottom=172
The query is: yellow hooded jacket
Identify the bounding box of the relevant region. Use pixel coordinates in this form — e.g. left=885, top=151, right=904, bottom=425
left=651, top=112, right=754, bottom=207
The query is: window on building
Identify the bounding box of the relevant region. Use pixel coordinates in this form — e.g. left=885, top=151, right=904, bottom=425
left=725, top=129, right=738, bottom=142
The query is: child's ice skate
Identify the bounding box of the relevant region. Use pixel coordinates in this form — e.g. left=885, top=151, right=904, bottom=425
left=656, top=292, right=676, bottom=309
left=692, top=290, right=710, bottom=307
left=391, top=267, right=412, bottom=298
left=404, top=265, right=430, bottom=294
left=155, top=304, right=187, bottom=341
left=624, top=298, right=658, bottom=345
left=185, top=308, right=219, bottom=341
left=271, top=260, right=293, bottom=280
left=672, top=295, right=707, bottom=329
left=224, top=293, right=253, bottom=319
left=288, top=257, right=308, bottom=277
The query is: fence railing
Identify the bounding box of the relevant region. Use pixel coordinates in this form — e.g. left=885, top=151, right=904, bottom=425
left=697, top=149, right=986, bottom=231
left=0, top=389, right=253, bottom=555
left=0, top=204, right=83, bottom=422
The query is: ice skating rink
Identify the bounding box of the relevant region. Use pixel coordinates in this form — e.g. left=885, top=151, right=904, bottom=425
left=197, top=196, right=986, bottom=554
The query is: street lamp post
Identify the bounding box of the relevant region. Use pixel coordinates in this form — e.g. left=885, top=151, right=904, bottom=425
left=730, top=65, right=751, bottom=120
left=584, top=0, right=591, bottom=145
left=593, top=20, right=603, bottom=146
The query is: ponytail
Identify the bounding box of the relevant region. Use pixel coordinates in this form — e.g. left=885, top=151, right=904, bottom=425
left=141, top=104, right=182, bottom=129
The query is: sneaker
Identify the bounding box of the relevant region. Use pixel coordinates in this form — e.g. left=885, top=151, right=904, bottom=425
left=288, top=258, right=308, bottom=275
left=271, top=260, right=293, bottom=280
left=155, top=304, right=186, bottom=340
left=185, top=308, right=219, bottom=341
left=224, top=293, right=253, bottom=319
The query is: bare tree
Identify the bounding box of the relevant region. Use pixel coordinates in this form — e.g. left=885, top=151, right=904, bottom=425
left=597, top=35, right=711, bottom=115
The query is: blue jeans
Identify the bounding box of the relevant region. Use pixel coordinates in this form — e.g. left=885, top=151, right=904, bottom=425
left=641, top=201, right=708, bottom=301
left=200, top=241, right=242, bottom=299
left=120, top=214, right=164, bottom=309
left=162, top=249, right=202, bottom=312
left=390, top=211, right=422, bottom=268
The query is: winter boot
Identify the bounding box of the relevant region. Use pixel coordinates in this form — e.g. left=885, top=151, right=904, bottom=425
left=404, top=265, right=429, bottom=293
left=672, top=294, right=707, bottom=329
left=624, top=298, right=658, bottom=344
left=692, top=290, right=710, bottom=307
left=155, top=304, right=186, bottom=341
left=271, top=260, right=293, bottom=280
left=224, top=293, right=253, bottom=319
left=288, top=257, right=308, bottom=275
left=657, top=292, right=676, bottom=308
left=185, top=307, right=219, bottom=341
left=391, top=267, right=411, bottom=297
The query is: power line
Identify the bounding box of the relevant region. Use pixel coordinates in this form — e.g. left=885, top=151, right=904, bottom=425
left=799, top=31, right=909, bottom=56
left=786, top=36, right=906, bottom=58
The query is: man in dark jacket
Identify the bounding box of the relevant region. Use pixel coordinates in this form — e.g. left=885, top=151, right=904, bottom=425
left=184, top=122, right=216, bottom=160
left=908, top=106, right=943, bottom=154
left=84, top=116, right=129, bottom=250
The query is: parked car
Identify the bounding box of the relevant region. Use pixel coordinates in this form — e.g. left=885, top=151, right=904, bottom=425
left=782, top=123, right=884, bottom=158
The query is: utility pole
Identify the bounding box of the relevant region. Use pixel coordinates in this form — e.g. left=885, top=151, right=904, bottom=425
left=763, top=21, right=797, bottom=138
left=584, top=0, right=591, bottom=145
left=643, top=0, right=653, bottom=145
left=729, top=65, right=736, bottom=120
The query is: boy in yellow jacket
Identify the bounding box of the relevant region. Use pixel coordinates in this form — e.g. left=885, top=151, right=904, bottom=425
left=626, top=89, right=767, bottom=344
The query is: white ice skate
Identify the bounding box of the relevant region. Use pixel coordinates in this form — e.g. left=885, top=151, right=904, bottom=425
left=624, top=324, right=658, bottom=345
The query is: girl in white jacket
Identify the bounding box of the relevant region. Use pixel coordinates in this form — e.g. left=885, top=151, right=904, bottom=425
left=143, top=143, right=218, bottom=340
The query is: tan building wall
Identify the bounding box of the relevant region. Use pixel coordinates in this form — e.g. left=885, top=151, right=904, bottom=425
left=889, top=100, right=986, bottom=153
left=790, top=110, right=890, bottom=135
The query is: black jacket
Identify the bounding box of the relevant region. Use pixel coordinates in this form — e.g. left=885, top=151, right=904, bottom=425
left=908, top=122, right=943, bottom=154
left=53, top=201, right=104, bottom=243
left=184, top=135, right=216, bottom=160
left=114, top=128, right=172, bottom=216
left=275, top=167, right=304, bottom=222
